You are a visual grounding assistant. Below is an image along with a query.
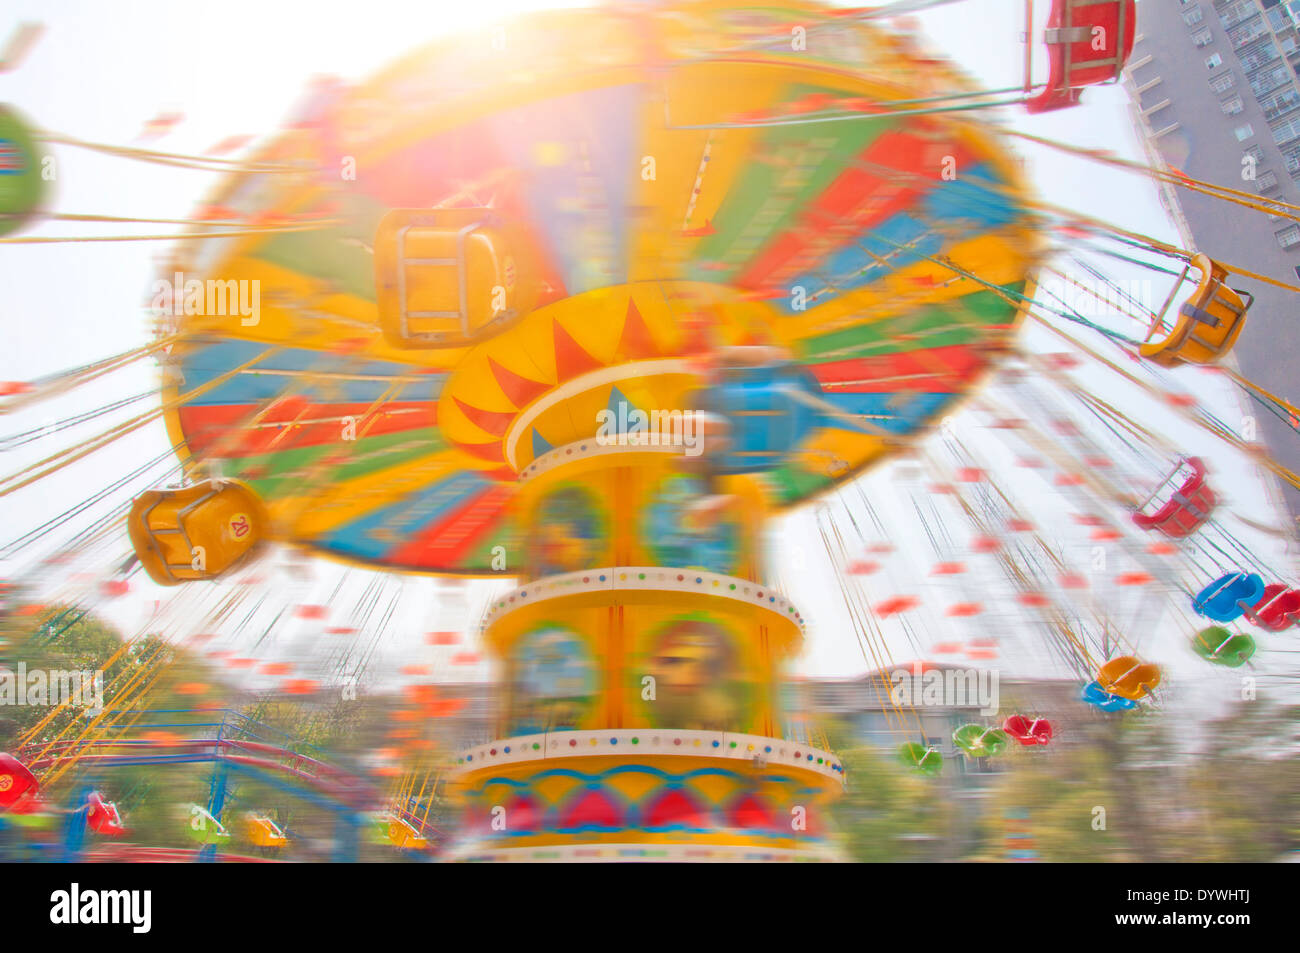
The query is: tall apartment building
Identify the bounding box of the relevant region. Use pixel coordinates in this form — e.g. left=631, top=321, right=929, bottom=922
left=1125, top=0, right=1300, bottom=523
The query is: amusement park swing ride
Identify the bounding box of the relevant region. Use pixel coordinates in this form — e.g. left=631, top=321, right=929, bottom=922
left=1, top=0, right=1300, bottom=860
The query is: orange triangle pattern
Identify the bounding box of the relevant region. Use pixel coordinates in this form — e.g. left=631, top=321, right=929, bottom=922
left=488, top=357, right=549, bottom=409
left=614, top=298, right=660, bottom=362
left=552, top=319, right=604, bottom=382
left=452, top=396, right=515, bottom=437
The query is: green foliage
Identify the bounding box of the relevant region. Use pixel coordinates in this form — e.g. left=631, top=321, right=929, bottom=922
left=826, top=701, right=1300, bottom=862
left=0, top=606, right=138, bottom=747
left=825, top=718, right=957, bottom=861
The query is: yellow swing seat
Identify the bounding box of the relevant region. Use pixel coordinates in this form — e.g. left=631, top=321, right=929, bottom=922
left=1139, top=254, right=1250, bottom=368
left=385, top=814, right=429, bottom=850
left=243, top=813, right=288, bottom=848
left=374, top=207, right=540, bottom=349
left=128, top=478, right=269, bottom=585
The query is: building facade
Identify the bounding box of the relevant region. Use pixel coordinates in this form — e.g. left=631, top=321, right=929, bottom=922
left=1125, top=0, right=1300, bottom=523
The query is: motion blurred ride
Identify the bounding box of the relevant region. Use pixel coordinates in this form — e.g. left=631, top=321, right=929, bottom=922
left=1139, top=255, right=1252, bottom=368
left=107, top=0, right=1168, bottom=859
left=0, top=753, right=38, bottom=811
left=1024, top=0, right=1135, bottom=114
left=242, top=813, right=288, bottom=849
left=127, top=479, right=268, bottom=585
left=1131, top=457, right=1215, bottom=539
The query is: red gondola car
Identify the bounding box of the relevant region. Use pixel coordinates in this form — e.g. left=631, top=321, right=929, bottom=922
left=1027, top=0, right=1137, bottom=114
left=1132, top=457, right=1215, bottom=539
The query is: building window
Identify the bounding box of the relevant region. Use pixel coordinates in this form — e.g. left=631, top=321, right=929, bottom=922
left=1234, top=122, right=1255, bottom=140
left=1228, top=14, right=1267, bottom=47
left=1250, top=62, right=1291, bottom=96
left=1258, top=169, right=1280, bottom=190
left=1245, top=144, right=1266, bottom=164
left=1222, top=95, right=1245, bottom=114
left=1220, top=0, right=1259, bottom=29
left=1261, top=86, right=1300, bottom=119
left=1275, top=224, right=1300, bottom=248
left=1184, top=5, right=1205, bottom=25
left=1207, top=52, right=1224, bottom=68
left=1271, top=113, right=1300, bottom=143
left=1210, top=71, right=1236, bottom=92
left=1239, top=36, right=1282, bottom=70
left=1194, top=27, right=1215, bottom=45
left=1263, top=195, right=1288, bottom=219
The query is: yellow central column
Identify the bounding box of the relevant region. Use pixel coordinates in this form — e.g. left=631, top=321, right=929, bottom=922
left=446, top=437, right=842, bottom=862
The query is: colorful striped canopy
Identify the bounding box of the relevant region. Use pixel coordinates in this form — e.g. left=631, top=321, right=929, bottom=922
left=159, top=0, right=1045, bottom=575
